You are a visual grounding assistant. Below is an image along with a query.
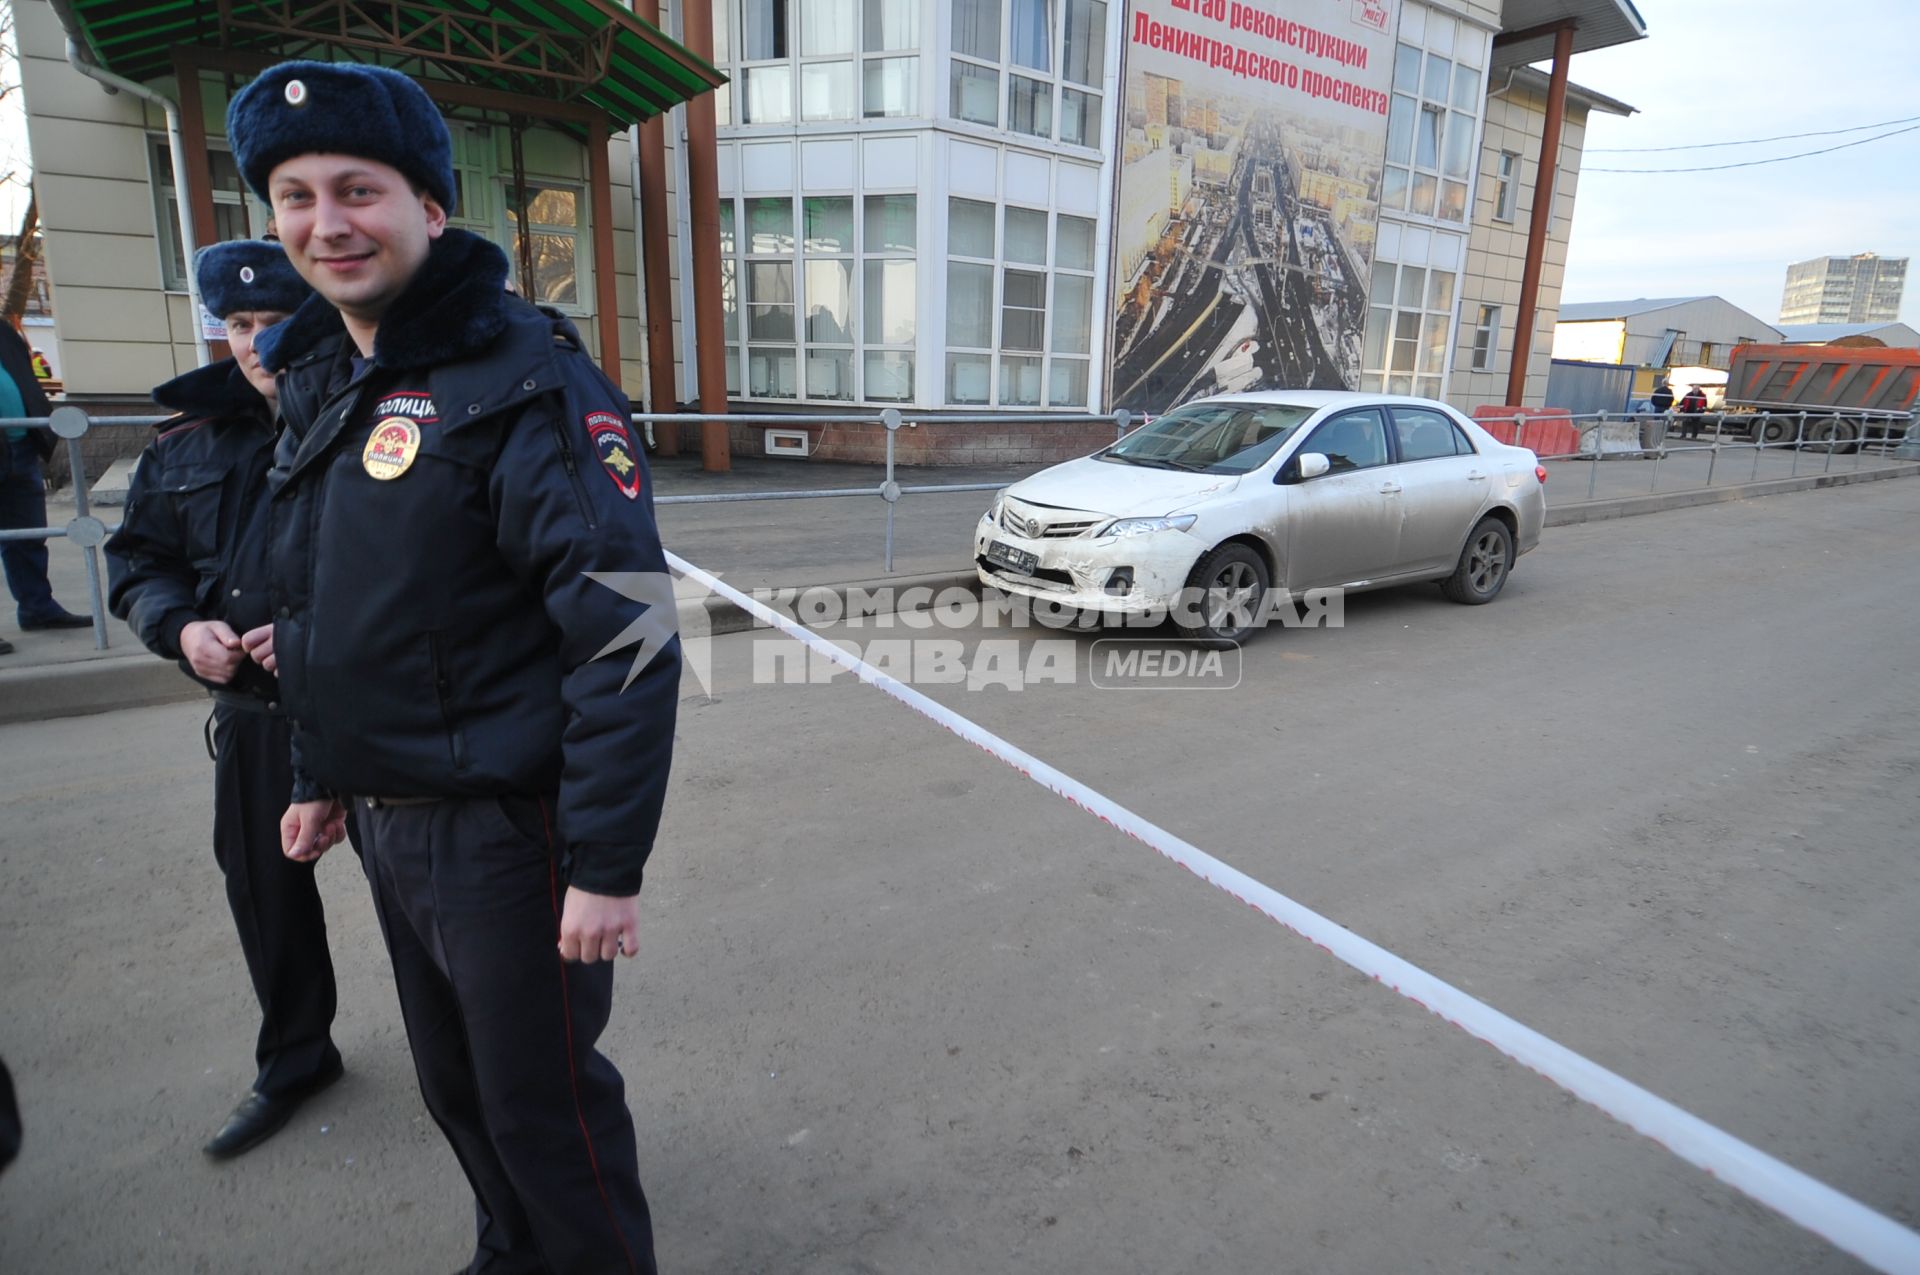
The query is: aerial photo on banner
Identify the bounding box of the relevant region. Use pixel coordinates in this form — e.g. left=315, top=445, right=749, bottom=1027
left=1109, top=0, right=1399, bottom=414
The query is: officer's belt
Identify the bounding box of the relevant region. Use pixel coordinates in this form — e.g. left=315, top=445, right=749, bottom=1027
left=360, top=795, right=443, bottom=808
left=211, top=689, right=282, bottom=715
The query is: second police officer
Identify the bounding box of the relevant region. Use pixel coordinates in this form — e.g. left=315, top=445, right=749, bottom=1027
left=106, top=241, right=348, bottom=1159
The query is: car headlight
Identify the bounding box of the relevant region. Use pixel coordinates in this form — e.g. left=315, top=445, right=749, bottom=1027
left=985, top=497, right=1003, bottom=524
left=1098, top=514, right=1198, bottom=538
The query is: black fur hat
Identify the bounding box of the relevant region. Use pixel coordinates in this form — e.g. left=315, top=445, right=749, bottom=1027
left=194, top=240, right=312, bottom=319
left=226, top=60, right=457, bottom=214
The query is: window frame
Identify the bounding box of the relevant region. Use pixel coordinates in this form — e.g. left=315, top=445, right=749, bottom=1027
left=1471, top=304, right=1501, bottom=372
left=1380, top=22, right=1485, bottom=227
left=948, top=0, right=1108, bottom=150
left=726, top=187, right=922, bottom=406
left=501, top=178, right=590, bottom=316
left=1492, top=150, right=1519, bottom=222
left=727, top=0, right=923, bottom=125
left=150, top=138, right=267, bottom=293
left=1389, top=404, right=1475, bottom=462
left=1300, top=407, right=1392, bottom=474
left=942, top=198, right=1097, bottom=409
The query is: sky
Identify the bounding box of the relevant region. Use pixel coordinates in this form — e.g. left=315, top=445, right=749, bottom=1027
left=1556, top=0, right=1920, bottom=327
left=2, top=1, right=1917, bottom=327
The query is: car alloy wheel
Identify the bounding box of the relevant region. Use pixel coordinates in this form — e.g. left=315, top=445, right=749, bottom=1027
left=1442, top=517, right=1513, bottom=606
left=1177, top=543, right=1269, bottom=646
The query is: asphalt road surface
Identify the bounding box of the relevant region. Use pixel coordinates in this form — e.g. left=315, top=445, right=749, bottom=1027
left=3, top=480, right=1918, bottom=1272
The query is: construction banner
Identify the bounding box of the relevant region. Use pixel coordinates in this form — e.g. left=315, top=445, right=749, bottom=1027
left=1109, top=0, right=1399, bottom=413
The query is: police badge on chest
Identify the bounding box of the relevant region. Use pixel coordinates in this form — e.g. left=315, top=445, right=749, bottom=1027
left=362, top=391, right=439, bottom=481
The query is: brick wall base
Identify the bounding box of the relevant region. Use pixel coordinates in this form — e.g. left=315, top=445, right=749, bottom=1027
left=721, top=417, right=1120, bottom=467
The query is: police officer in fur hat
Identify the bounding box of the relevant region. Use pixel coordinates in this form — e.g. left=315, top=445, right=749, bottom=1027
left=227, top=61, right=679, bottom=1273
left=106, top=241, right=347, bottom=1159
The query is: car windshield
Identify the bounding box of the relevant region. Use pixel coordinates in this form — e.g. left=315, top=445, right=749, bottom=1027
left=1101, top=402, right=1316, bottom=473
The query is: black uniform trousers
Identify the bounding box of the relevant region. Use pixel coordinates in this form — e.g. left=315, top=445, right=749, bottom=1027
left=354, top=794, right=655, bottom=1275
left=210, top=702, right=342, bottom=1097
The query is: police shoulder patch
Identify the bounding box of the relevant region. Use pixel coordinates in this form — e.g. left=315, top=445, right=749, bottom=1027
left=586, top=411, right=642, bottom=500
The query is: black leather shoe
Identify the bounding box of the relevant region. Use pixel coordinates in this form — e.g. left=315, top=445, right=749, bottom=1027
left=0, top=637, right=13, bottom=655
left=17, top=609, right=92, bottom=631
left=203, top=1060, right=344, bottom=1160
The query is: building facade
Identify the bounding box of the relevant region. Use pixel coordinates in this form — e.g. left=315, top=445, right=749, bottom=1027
left=1551, top=295, right=1778, bottom=373
left=14, top=0, right=717, bottom=403
left=19, top=0, right=1645, bottom=451
left=665, top=0, right=1639, bottom=427
left=1778, top=253, right=1907, bottom=326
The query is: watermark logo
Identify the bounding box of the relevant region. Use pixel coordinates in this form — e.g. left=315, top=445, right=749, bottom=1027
left=1089, top=640, right=1242, bottom=690
left=585, top=570, right=715, bottom=696
left=587, top=573, right=1338, bottom=696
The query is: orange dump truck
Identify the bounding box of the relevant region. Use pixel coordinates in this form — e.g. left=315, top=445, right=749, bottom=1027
left=1724, top=344, right=1918, bottom=447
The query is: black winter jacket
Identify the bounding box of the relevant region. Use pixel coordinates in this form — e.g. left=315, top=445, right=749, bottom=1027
left=260, top=230, right=680, bottom=895
left=105, top=360, right=281, bottom=703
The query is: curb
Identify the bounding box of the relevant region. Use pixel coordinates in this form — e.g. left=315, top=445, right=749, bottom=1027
left=1545, top=460, right=1919, bottom=526
left=0, top=653, right=206, bottom=727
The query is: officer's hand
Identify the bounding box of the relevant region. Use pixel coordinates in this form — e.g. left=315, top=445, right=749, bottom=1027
left=180, top=619, right=246, bottom=683
left=282, top=798, right=347, bottom=862
left=240, top=622, right=277, bottom=674
left=559, top=887, right=640, bottom=964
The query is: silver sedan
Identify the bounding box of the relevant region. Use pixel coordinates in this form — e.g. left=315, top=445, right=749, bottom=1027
left=974, top=392, right=1547, bottom=643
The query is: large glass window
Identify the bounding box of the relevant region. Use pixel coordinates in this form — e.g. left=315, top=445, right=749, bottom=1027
left=724, top=186, right=918, bottom=405
left=1493, top=151, right=1519, bottom=222
left=724, top=0, right=922, bottom=124
left=944, top=202, right=1096, bottom=408
left=504, top=183, right=582, bottom=307
left=1380, top=28, right=1481, bottom=224
left=800, top=0, right=853, bottom=55
left=865, top=0, right=917, bottom=50
left=951, top=58, right=999, bottom=125
left=152, top=142, right=264, bottom=292
left=1010, top=0, right=1052, bottom=71
left=1471, top=304, right=1501, bottom=371
left=948, top=0, right=1107, bottom=146
left=1362, top=259, right=1456, bottom=399
left=952, top=0, right=1001, bottom=60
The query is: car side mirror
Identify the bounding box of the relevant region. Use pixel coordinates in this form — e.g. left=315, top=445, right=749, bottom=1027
left=1279, top=452, right=1331, bottom=483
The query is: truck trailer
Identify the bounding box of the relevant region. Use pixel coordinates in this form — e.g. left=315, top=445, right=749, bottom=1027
left=1723, top=344, right=1918, bottom=448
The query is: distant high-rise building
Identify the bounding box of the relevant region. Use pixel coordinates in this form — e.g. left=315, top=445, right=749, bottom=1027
left=1779, top=253, right=1907, bottom=324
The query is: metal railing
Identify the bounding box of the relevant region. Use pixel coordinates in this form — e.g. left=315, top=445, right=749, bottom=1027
left=643, top=409, right=1134, bottom=574
left=5, top=403, right=1911, bottom=654
left=1, top=406, right=1134, bottom=651
left=2, top=407, right=166, bottom=651
left=1480, top=407, right=1915, bottom=502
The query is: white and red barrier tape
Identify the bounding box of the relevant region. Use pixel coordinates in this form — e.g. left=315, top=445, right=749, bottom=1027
left=666, top=551, right=1920, bottom=1275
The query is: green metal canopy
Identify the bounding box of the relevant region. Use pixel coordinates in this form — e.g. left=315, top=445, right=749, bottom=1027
left=61, top=0, right=725, bottom=125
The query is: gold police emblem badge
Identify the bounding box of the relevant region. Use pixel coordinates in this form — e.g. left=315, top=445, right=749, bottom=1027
left=362, top=417, right=422, bottom=480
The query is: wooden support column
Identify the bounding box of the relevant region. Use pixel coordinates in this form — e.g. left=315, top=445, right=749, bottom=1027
left=1505, top=21, right=1575, bottom=408
left=680, top=0, right=732, bottom=472
left=170, top=52, right=227, bottom=361
left=587, top=120, right=622, bottom=384
left=634, top=0, right=681, bottom=455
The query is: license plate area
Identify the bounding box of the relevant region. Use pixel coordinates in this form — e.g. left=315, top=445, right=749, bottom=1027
left=985, top=539, right=1040, bottom=575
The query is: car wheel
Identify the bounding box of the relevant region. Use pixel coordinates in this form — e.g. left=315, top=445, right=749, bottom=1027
left=1175, top=544, right=1269, bottom=646
left=1441, top=517, right=1513, bottom=606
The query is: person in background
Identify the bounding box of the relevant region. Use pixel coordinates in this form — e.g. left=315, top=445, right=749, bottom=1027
left=1650, top=379, right=1674, bottom=414
left=106, top=241, right=347, bottom=1160
left=1676, top=383, right=1709, bottom=439
left=0, top=320, right=91, bottom=654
